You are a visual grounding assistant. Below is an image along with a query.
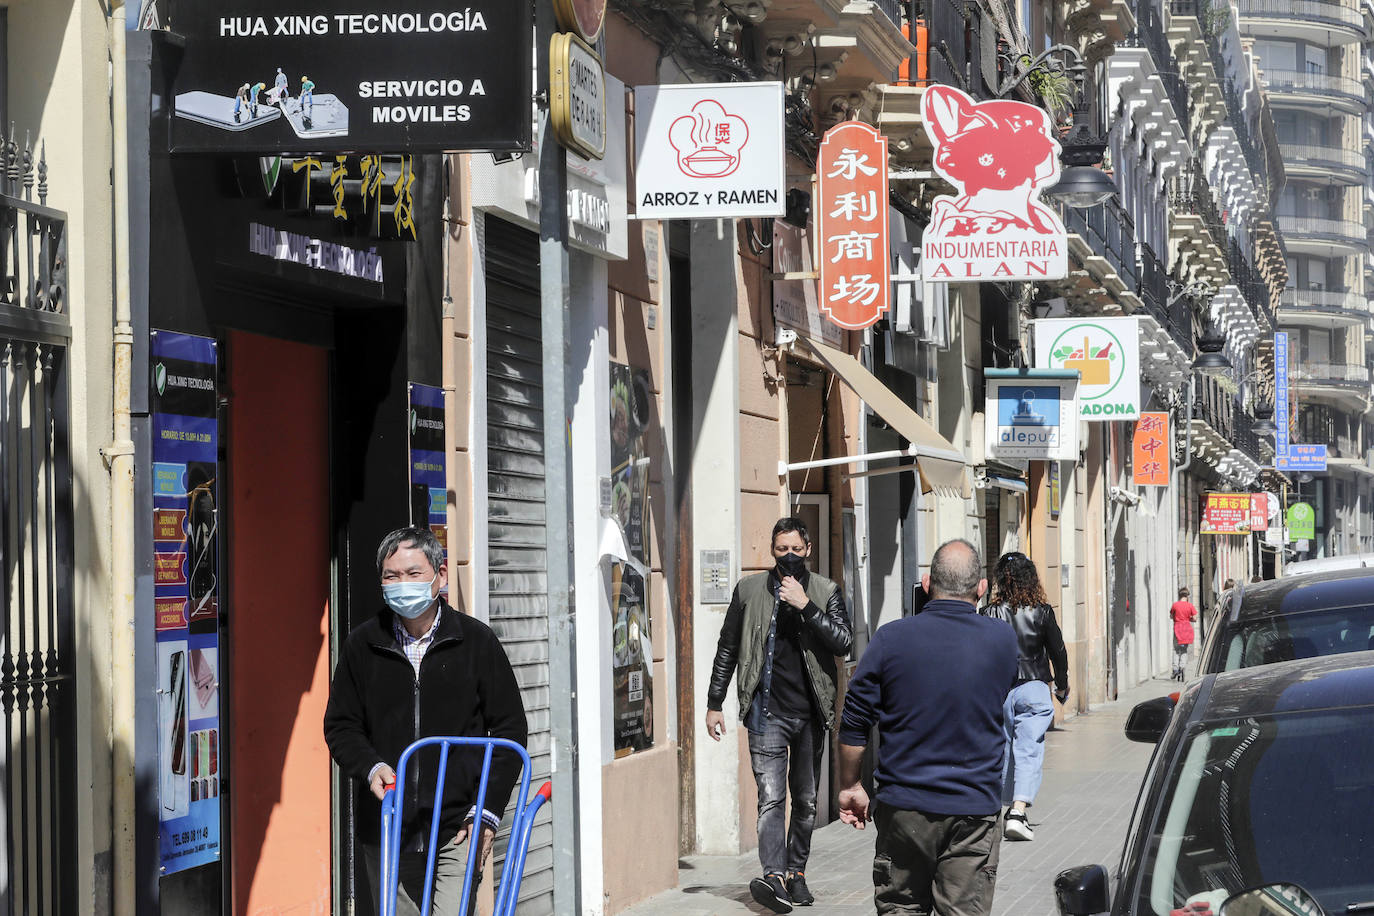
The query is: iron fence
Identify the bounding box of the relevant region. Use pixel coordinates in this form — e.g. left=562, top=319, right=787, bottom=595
left=1137, top=243, right=1194, bottom=353
left=1125, top=0, right=1193, bottom=137
left=0, top=131, right=76, bottom=916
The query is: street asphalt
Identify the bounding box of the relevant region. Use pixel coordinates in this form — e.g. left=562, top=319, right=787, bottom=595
left=619, top=678, right=1168, bottom=915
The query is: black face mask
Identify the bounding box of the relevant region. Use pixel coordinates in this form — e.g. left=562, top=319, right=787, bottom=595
left=775, top=551, right=809, bottom=581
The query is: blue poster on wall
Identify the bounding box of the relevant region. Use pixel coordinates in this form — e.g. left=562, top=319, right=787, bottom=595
left=408, top=383, right=448, bottom=566
left=150, top=330, right=222, bottom=875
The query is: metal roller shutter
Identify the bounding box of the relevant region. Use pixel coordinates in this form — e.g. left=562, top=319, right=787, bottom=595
left=483, top=217, right=554, bottom=913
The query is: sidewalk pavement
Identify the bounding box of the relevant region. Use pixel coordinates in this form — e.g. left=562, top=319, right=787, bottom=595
left=620, top=678, right=1172, bottom=916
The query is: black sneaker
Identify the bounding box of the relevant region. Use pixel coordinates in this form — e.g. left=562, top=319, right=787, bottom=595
left=750, top=873, right=793, bottom=914
left=786, top=872, right=814, bottom=906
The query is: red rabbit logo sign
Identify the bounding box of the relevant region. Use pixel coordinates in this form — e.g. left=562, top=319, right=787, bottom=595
left=920, top=85, right=1069, bottom=282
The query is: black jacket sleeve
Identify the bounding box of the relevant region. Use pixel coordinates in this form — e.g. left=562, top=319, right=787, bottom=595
left=323, top=637, right=385, bottom=782
left=476, top=627, right=530, bottom=821
left=1043, top=606, right=1070, bottom=692
left=706, top=585, right=746, bottom=711
left=800, top=584, right=853, bottom=656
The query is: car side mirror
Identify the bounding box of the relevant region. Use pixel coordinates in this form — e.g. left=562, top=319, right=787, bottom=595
left=1054, top=864, right=1110, bottom=916
left=1124, top=696, right=1175, bottom=744
left=1217, top=882, right=1326, bottom=915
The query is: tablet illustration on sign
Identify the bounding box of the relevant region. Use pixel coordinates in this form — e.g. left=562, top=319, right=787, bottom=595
left=669, top=100, right=749, bottom=178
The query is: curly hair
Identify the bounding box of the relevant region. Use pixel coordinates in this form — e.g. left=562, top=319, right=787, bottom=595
left=991, top=552, right=1048, bottom=610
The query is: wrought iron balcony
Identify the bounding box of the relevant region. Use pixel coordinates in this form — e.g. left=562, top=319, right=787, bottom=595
left=1276, top=142, right=1368, bottom=181
left=1236, top=0, right=1367, bottom=36
left=1122, top=0, right=1193, bottom=136
left=1063, top=198, right=1139, bottom=291
left=1278, top=215, right=1369, bottom=246
left=1264, top=71, right=1366, bottom=109
left=1278, top=288, right=1370, bottom=319
left=1137, top=243, right=1194, bottom=352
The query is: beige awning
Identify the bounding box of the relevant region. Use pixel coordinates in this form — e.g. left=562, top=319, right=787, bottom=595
left=796, top=338, right=970, bottom=496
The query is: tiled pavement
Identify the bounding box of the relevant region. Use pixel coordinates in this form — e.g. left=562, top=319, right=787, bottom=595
left=620, top=679, right=1170, bottom=916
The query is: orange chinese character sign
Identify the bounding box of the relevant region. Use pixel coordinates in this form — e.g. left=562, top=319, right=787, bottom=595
left=817, top=122, right=890, bottom=330
left=1131, top=411, right=1170, bottom=486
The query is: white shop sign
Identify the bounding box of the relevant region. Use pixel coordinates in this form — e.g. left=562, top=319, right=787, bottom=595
left=1033, top=317, right=1141, bottom=422
left=632, top=82, right=785, bottom=220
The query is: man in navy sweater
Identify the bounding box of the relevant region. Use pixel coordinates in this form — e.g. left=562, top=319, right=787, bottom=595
left=836, top=539, right=1018, bottom=916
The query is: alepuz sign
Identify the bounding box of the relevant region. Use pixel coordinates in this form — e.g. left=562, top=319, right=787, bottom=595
left=985, top=370, right=1080, bottom=461
left=921, top=86, right=1067, bottom=282
left=816, top=122, right=891, bottom=330
left=1034, top=318, right=1141, bottom=421
left=633, top=82, right=785, bottom=219
left=170, top=3, right=532, bottom=153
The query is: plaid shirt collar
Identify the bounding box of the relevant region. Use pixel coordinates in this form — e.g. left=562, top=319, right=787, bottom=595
left=392, top=607, right=442, bottom=677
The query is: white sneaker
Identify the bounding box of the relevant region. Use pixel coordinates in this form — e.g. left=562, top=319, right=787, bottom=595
left=1004, top=811, right=1034, bottom=841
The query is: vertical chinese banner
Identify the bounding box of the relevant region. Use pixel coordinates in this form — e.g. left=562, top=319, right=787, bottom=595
left=150, top=331, right=222, bottom=875
left=817, top=121, right=890, bottom=330
left=1131, top=411, right=1170, bottom=486
left=408, top=383, right=448, bottom=580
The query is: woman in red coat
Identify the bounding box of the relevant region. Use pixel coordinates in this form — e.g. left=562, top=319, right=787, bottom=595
left=1169, top=588, right=1198, bottom=681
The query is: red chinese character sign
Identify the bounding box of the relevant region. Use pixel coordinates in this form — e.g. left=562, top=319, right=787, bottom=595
left=817, top=122, right=890, bottom=330
left=921, top=86, right=1067, bottom=282
left=1131, top=412, right=1170, bottom=486
left=1202, top=493, right=1256, bottom=535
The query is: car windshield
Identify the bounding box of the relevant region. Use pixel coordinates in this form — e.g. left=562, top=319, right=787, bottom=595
left=1135, top=705, right=1374, bottom=916
left=1222, top=605, right=1374, bottom=670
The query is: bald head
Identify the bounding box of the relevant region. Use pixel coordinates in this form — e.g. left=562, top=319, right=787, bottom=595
left=924, top=539, right=987, bottom=603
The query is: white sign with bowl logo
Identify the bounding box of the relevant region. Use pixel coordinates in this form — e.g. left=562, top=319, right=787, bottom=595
left=632, top=82, right=785, bottom=219
left=1033, top=317, right=1141, bottom=422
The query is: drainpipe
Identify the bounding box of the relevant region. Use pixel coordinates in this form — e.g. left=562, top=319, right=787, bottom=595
left=1171, top=374, right=1196, bottom=656
left=105, top=3, right=137, bottom=915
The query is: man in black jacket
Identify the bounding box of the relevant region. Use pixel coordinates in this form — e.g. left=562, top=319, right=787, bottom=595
left=705, top=517, right=852, bottom=913
left=324, top=527, right=528, bottom=915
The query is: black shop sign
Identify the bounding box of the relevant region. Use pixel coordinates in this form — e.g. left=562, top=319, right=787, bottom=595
left=168, top=2, right=532, bottom=154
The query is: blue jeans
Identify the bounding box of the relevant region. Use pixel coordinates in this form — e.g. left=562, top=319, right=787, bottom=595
left=747, top=713, right=824, bottom=876
left=1001, top=680, right=1055, bottom=806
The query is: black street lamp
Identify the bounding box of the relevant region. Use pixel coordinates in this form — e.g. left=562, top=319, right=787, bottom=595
left=1193, top=324, right=1232, bottom=375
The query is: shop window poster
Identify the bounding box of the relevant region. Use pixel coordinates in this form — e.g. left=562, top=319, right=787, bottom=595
left=609, top=363, right=654, bottom=753
left=408, top=383, right=449, bottom=579
left=151, top=330, right=222, bottom=875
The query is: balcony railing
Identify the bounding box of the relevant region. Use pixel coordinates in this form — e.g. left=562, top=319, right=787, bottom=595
left=1137, top=242, right=1193, bottom=352
left=1279, top=288, right=1369, bottom=317
left=1263, top=70, right=1366, bottom=103
left=1170, top=172, right=1226, bottom=248
left=1276, top=142, right=1368, bottom=176
left=1064, top=199, right=1139, bottom=291
left=1123, top=0, right=1193, bottom=136
left=1237, top=0, right=1367, bottom=32
left=1278, top=215, right=1368, bottom=244
left=1233, top=410, right=1269, bottom=462
left=1290, top=362, right=1372, bottom=385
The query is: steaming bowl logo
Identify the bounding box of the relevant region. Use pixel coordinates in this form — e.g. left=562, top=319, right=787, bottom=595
left=668, top=100, right=749, bottom=178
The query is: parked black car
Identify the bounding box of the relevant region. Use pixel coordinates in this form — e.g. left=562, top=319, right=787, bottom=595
left=1054, top=651, right=1374, bottom=916
left=1198, top=568, right=1374, bottom=674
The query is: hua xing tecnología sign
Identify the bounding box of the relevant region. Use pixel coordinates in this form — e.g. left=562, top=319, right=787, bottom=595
left=816, top=121, right=891, bottom=330
left=1033, top=317, right=1141, bottom=421
left=632, top=82, right=785, bottom=219
left=920, top=86, right=1067, bottom=282
left=984, top=369, right=1080, bottom=461
left=170, top=3, right=532, bottom=154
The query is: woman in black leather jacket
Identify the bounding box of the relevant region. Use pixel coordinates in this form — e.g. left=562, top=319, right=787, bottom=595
left=981, top=552, right=1069, bottom=842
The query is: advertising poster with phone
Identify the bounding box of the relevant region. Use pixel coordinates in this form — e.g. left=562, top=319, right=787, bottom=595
left=609, top=363, right=654, bottom=753
left=408, top=383, right=448, bottom=578
left=151, top=331, right=222, bottom=875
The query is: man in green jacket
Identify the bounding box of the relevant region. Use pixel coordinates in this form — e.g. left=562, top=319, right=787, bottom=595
left=705, top=517, right=853, bottom=913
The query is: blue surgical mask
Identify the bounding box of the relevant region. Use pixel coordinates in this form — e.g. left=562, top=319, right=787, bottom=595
left=382, top=576, right=437, bottom=619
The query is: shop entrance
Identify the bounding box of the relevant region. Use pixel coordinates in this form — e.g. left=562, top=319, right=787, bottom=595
left=226, top=330, right=333, bottom=915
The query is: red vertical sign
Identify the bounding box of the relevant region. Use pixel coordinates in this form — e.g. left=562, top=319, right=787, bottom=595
left=817, top=122, right=890, bottom=330
left=1250, top=493, right=1269, bottom=531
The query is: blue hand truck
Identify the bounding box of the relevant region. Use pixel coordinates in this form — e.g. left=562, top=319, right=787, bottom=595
left=379, top=737, right=552, bottom=916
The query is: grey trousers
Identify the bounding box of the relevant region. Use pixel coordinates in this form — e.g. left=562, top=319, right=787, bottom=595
left=365, top=841, right=482, bottom=916
left=872, top=806, right=1001, bottom=916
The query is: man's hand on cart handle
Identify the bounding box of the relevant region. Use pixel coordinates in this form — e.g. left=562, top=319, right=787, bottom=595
left=370, top=763, right=397, bottom=801
left=453, top=822, right=496, bottom=870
